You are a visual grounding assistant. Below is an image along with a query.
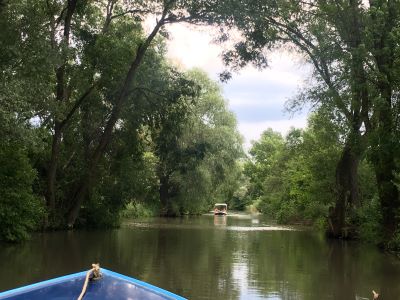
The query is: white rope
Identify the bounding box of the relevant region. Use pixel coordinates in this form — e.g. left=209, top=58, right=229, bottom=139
left=77, top=263, right=101, bottom=300
left=372, top=290, right=379, bottom=299
left=355, top=290, right=379, bottom=300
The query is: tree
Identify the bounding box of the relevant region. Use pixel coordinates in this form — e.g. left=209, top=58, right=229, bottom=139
left=209, top=0, right=400, bottom=244
left=0, top=144, right=44, bottom=241
left=245, top=110, right=377, bottom=231
left=151, top=69, right=243, bottom=215
left=1, top=0, right=249, bottom=239
left=244, top=129, right=285, bottom=207
left=366, top=0, right=400, bottom=245
left=43, top=0, right=241, bottom=227
left=0, top=1, right=48, bottom=241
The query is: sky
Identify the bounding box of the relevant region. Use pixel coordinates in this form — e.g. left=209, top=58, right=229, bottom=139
left=165, top=23, right=312, bottom=149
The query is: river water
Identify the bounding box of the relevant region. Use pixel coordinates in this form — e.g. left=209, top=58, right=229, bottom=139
left=0, top=214, right=399, bottom=300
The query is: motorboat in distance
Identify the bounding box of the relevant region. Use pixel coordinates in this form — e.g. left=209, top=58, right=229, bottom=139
left=214, top=203, right=227, bottom=215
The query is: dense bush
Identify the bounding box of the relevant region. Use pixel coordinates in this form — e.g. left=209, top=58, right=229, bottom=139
left=0, top=145, right=44, bottom=241
left=353, top=197, right=382, bottom=244
left=121, top=202, right=158, bottom=219
left=246, top=119, right=383, bottom=243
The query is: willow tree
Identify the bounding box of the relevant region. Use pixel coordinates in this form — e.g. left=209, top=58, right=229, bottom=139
left=151, top=69, right=243, bottom=216
left=175, top=70, right=243, bottom=214
left=0, top=0, right=236, bottom=227
left=47, top=0, right=237, bottom=227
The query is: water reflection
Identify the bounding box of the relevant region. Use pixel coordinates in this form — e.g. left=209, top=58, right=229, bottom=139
left=214, top=215, right=227, bottom=226
left=0, top=215, right=399, bottom=299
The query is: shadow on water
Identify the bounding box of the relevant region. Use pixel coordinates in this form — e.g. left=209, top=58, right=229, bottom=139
left=0, top=214, right=400, bottom=299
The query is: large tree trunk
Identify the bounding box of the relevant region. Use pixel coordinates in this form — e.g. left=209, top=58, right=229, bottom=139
left=46, top=122, right=61, bottom=218
left=46, top=63, right=68, bottom=223
left=66, top=16, right=166, bottom=227
left=46, top=0, right=116, bottom=227
left=159, top=174, right=171, bottom=217
left=45, top=0, right=78, bottom=225
left=328, top=144, right=360, bottom=238
left=326, top=1, right=366, bottom=239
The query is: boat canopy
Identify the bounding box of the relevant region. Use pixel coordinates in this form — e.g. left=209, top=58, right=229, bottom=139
left=214, top=203, right=227, bottom=208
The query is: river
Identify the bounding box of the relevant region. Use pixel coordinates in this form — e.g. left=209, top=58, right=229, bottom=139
left=0, top=214, right=399, bottom=299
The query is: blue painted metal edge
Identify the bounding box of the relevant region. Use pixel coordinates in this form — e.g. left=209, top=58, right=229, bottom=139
left=0, top=268, right=187, bottom=300
left=0, top=271, right=87, bottom=299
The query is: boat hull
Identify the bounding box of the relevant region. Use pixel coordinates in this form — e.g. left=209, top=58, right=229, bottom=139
left=214, top=212, right=227, bottom=215
left=0, top=268, right=186, bottom=300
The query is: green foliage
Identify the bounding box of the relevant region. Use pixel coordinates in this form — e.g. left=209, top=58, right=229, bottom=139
left=214, top=0, right=400, bottom=245
left=79, top=195, right=121, bottom=229
left=387, top=231, right=400, bottom=252
left=244, top=112, right=342, bottom=225
left=121, top=202, right=158, bottom=219
left=243, top=109, right=384, bottom=245
left=2, top=0, right=397, bottom=251
left=0, top=0, right=246, bottom=237
left=353, top=197, right=382, bottom=244
left=227, top=163, right=251, bottom=210
left=0, top=145, right=44, bottom=241
left=0, top=1, right=50, bottom=241
left=244, top=129, right=284, bottom=203
left=152, top=69, right=244, bottom=216
left=246, top=124, right=334, bottom=225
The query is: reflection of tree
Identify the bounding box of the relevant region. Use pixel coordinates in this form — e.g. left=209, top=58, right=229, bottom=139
left=243, top=231, right=327, bottom=299
left=140, top=224, right=241, bottom=299
left=0, top=230, right=121, bottom=291
left=70, top=216, right=243, bottom=299
left=1, top=218, right=400, bottom=299
left=325, top=240, right=400, bottom=300
left=326, top=241, right=355, bottom=299
left=244, top=231, right=400, bottom=300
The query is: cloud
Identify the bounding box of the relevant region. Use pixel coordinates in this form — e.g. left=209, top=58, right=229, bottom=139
left=229, top=56, right=307, bottom=86
left=223, top=58, right=310, bottom=122
left=225, top=77, right=301, bottom=110
left=165, top=23, right=312, bottom=149
left=166, top=23, right=224, bottom=75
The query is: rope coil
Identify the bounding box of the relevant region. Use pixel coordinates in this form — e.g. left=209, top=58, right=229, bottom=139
left=77, top=263, right=102, bottom=300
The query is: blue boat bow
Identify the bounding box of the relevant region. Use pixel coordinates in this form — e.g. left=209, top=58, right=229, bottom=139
left=0, top=268, right=186, bottom=300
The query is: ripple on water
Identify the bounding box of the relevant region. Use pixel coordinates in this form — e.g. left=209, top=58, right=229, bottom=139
left=123, top=221, right=299, bottom=232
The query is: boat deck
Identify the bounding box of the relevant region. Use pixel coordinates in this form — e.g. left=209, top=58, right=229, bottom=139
left=0, top=269, right=185, bottom=300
